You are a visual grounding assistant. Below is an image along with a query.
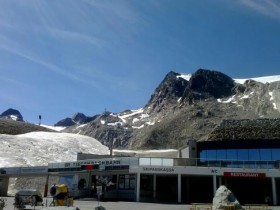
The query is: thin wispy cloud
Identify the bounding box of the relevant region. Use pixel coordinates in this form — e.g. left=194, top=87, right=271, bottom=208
left=0, top=76, right=30, bottom=88
left=0, top=41, right=101, bottom=89
left=49, top=28, right=107, bottom=50
left=239, top=0, right=280, bottom=20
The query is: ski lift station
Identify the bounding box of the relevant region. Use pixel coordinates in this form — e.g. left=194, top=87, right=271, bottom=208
left=1, top=136, right=280, bottom=206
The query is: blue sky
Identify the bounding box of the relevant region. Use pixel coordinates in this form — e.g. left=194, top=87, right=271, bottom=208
left=0, top=0, right=280, bottom=125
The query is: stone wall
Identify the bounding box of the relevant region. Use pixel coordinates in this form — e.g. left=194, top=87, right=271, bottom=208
left=207, top=118, right=280, bottom=141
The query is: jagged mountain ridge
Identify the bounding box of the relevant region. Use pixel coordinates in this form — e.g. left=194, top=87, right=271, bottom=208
left=63, top=69, right=280, bottom=150
left=55, top=112, right=99, bottom=126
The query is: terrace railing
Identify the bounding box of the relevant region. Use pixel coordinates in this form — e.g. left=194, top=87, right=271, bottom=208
left=139, top=157, right=280, bottom=169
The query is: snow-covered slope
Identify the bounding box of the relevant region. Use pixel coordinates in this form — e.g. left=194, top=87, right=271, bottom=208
left=0, top=131, right=109, bottom=167
left=177, top=74, right=280, bottom=84
left=234, top=75, right=280, bottom=84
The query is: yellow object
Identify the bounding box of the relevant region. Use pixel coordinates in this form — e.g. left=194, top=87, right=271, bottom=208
left=50, top=184, right=74, bottom=207
left=55, top=184, right=68, bottom=194
left=55, top=199, right=65, bottom=206
left=50, top=184, right=68, bottom=197
left=55, top=197, right=74, bottom=207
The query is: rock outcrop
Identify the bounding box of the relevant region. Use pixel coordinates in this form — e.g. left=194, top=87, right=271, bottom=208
left=212, top=185, right=243, bottom=210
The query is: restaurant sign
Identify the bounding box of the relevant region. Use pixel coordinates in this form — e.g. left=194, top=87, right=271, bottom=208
left=224, top=172, right=266, bottom=178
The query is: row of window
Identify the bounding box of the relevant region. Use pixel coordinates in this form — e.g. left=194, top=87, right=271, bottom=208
left=199, top=148, right=280, bottom=161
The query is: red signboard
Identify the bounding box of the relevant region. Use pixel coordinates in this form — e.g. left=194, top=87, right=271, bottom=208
left=224, top=172, right=266, bottom=178
left=81, top=164, right=99, bottom=170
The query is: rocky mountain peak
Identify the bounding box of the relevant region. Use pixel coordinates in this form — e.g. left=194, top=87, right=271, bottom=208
left=146, top=71, right=189, bottom=113
left=72, top=112, right=87, bottom=124
left=182, top=69, right=235, bottom=103
left=54, top=117, right=75, bottom=127
left=0, top=108, right=23, bottom=121
left=146, top=69, right=236, bottom=112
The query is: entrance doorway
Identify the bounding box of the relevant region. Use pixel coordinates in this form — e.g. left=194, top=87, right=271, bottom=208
left=181, top=176, right=213, bottom=204
left=156, top=175, right=177, bottom=203
left=140, top=174, right=153, bottom=201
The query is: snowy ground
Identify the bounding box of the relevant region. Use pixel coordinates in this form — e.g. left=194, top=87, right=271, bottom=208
left=0, top=131, right=109, bottom=195
left=0, top=131, right=109, bottom=168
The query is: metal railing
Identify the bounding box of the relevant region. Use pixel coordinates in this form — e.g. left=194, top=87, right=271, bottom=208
left=139, top=157, right=280, bottom=169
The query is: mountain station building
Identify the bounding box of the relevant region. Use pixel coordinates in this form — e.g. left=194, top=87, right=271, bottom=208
left=1, top=119, right=280, bottom=205
left=46, top=142, right=280, bottom=206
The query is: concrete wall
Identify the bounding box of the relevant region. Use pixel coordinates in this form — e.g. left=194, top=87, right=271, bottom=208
left=179, top=140, right=197, bottom=159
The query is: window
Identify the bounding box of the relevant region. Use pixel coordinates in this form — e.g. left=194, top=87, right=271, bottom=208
left=272, top=149, right=280, bottom=160
left=237, top=149, right=248, bottom=160
left=217, top=150, right=227, bottom=160
left=207, top=150, right=217, bottom=160
left=199, top=148, right=280, bottom=163
left=260, top=149, right=272, bottom=160
left=249, top=149, right=260, bottom=160
left=118, top=174, right=135, bottom=190
left=199, top=150, right=207, bottom=160
left=227, top=149, right=237, bottom=160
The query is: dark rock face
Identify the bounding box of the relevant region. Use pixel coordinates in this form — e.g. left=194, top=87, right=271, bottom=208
left=182, top=69, right=235, bottom=103
left=190, top=69, right=234, bottom=97
left=0, top=108, right=23, bottom=121
left=146, top=71, right=189, bottom=113
left=72, top=113, right=87, bottom=124
left=54, top=117, right=75, bottom=127
left=146, top=69, right=235, bottom=112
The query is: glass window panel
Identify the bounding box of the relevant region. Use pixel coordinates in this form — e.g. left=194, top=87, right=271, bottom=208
left=129, top=157, right=139, bottom=166
left=238, top=149, right=249, bottom=160
left=139, top=158, right=151, bottom=166
left=207, top=150, right=217, bottom=160
left=129, top=175, right=135, bottom=189
left=118, top=175, right=124, bottom=189
left=217, top=150, right=227, bottom=160
left=125, top=175, right=130, bottom=188
left=227, top=149, right=237, bottom=160
left=200, top=150, right=207, bottom=160
left=260, top=149, right=272, bottom=160
left=272, top=149, right=280, bottom=160
left=249, top=149, right=260, bottom=160
left=130, top=179, right=135, bottom=189
left=151, top=158, right=162, bottom=166
left=162, top=159, right=173, bottom=166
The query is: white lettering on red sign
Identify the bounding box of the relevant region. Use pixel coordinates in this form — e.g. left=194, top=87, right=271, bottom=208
left=224, top=172, right=266, bottom=178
